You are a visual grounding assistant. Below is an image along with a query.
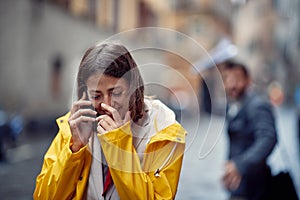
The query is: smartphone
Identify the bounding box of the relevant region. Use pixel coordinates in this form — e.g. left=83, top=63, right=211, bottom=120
left=81, top=91, right=98, bottom=132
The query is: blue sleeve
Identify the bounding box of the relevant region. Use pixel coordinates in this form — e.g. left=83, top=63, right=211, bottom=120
left=232, top=100, right=277, bottom=175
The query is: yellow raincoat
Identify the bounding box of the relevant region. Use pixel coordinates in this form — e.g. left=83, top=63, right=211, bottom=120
left=34, top=112, right=186, bottom=200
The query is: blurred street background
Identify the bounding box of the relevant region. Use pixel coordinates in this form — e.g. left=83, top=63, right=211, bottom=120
left=0, top=0, right=299, bottom=199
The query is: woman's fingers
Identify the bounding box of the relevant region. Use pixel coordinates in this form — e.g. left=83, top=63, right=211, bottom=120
left=67, top=93, right=97, bottom=152
left=96, top=110, right=131, bottom=133
left=70, top=92, right=92, bottom=114
left=69, top=108, right=97, bottom=121
left=69, top=117, right=94, bottom=131
left=96, top=104, right=131, bottom=133
left=97, top=124, right=106, bottom=134
left=97, top=115, right=117, bottom=130
left=100, top=103, right=122, bottom=125
left=98, top=119, right=113, bottom=131
left=70, top=100, right=93, bottom=114
left=75, top=115, right=96, bottom=124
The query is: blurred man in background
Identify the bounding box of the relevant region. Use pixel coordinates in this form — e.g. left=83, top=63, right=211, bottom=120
left=220, top=61, right=277, bottom=200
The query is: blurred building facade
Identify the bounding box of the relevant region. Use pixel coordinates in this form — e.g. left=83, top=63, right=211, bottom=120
left=232, top=0, right=300, bottom=104
left=60, top=0, right=300, bottom=106
left=46, top=0, right=233, bottom=115
left=1, top=0, right=299, bottom=126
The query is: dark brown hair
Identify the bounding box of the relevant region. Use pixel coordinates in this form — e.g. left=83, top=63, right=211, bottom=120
left=220, top=60, right=249, bottom=78
left=76, top=43, right=144, bottom=122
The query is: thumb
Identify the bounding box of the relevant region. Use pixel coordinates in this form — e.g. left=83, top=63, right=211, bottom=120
left=124, top=111, right=131, bottom=123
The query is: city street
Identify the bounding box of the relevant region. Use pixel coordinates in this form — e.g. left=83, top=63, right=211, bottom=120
left=0, top=0, right=299, bottom=199
left=0, top=107, right=299, bottom=199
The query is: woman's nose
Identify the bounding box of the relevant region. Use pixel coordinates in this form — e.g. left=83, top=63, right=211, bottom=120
left=103, top=95, right=111, bottom=106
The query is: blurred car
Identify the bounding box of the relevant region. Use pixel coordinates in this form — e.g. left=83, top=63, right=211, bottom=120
left=0, top=108, right=23, bottom=162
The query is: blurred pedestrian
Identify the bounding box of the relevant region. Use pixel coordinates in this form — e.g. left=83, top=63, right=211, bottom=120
left=220, top=61, right=277, bottom=200
left=50, top=53, right=64, bottom=99
left=34, top=43, right=186, bottom=199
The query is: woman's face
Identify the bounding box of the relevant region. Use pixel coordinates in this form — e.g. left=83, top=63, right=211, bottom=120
left=86, top=72, right=130, bottom=119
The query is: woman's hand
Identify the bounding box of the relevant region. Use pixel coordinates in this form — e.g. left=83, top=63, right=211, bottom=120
left=97, top=103, right=131, bottom=134
left=68, top=93, right=97, bottom=152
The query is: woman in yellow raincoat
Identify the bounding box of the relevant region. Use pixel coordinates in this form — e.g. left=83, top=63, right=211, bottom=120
left=34, top=43, right=186, bottom=200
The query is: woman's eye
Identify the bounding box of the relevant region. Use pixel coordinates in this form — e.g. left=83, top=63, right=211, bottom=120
left=91, top=95, right=100, bottom=100
left=112, top=91, right=122, bottom=96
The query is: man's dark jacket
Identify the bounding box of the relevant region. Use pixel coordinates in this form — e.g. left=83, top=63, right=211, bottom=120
left=226, top=93, right=277, bottom=200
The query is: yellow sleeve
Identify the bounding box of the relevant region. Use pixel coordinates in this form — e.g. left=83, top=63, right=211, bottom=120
left=98, top=122, right=185, bottom=200
left=33, top=129, right=90, bottom=200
